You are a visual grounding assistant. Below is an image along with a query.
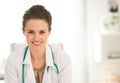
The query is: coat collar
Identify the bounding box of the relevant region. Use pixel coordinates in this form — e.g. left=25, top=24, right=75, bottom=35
left=23, top=44, right=54, bottom=67
left=45, top=44, right=54, bottom=67
left=23, top=47, right=31, bottom=65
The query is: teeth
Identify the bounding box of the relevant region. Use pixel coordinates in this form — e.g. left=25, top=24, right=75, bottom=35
left=32, top=42, right=41, bottom=45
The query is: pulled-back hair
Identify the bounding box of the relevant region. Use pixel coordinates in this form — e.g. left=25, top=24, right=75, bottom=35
left=22, top=5, right=52, bottom=31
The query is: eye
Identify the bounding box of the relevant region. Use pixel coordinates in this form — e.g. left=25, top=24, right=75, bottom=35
left=27, top=30, right=34, bottom=34
left=39, top=31, right=45, bottom=34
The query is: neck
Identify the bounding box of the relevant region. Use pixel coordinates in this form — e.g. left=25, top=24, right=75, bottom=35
left=30, top=46, right=46, bottom=60
left=30, top=46, right=46, bottom=69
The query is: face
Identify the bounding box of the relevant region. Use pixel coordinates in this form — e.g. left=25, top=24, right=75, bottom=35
left=23, top=19, right=51, bottom=49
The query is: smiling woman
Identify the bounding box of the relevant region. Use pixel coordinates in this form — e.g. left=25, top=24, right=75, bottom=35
left=0, top=0, right=84, bottom=83
left=4, top=5, right=72, bottom=83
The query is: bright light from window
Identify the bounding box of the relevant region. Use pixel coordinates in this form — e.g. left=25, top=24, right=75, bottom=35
left=93, top=33, right=102, bottom=62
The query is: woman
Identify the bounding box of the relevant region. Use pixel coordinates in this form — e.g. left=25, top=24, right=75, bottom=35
left=5, top=5, right=72, bottom=83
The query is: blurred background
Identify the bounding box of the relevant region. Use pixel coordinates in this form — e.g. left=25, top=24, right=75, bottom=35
left=0, top=0, right=120, bottom=83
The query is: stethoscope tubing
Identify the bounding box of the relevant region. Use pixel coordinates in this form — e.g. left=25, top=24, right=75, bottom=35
left=22, top=45, right=59, bottom=83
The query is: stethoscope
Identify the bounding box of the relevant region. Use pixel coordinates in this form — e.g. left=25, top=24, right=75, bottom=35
left=22, top=45, right=59, bottom=83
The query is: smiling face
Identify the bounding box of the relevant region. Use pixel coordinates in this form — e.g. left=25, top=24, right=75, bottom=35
left=23, top=19, right=51, bottom=49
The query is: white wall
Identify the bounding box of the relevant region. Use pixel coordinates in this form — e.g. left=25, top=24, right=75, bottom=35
left=0, top=0, right=87, bottom=83
left=86, top=0, right=108, bottom=83
left=86, top=0, right=120, bottom=83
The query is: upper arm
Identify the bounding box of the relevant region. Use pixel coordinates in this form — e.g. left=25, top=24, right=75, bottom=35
left=4, top=55, right=19, bottom=83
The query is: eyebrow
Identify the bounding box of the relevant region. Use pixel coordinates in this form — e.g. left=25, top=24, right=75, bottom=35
left=26, top=29, right=48, bottom=33
left=26, top=29, right=47, bottom=31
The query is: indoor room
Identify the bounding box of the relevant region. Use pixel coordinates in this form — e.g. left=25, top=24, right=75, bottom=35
left=0, top=0, right=120, bottom=83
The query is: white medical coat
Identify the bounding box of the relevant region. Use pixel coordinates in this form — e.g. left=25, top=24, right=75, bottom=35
left=5, top=44, right=72, bottom=83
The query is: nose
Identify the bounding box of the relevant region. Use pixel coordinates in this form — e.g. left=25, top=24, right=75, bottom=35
left=33, top=33, right=41, bottom=41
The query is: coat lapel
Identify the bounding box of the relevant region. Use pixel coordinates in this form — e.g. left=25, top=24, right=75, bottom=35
left=22, top=45, right=55, bottom=83
left=42, top=44, right=54, bottom=83
left=23, top=48, right=36, bottom=83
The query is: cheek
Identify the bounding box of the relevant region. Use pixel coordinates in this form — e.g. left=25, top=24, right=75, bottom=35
left=44, top=34, right=50, bottom=40
left=41, top=36, right=47, bottom=41
left=25, top=34, right=33, bottom=40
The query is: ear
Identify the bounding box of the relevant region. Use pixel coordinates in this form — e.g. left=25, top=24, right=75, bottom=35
left=49, top=27, right=52, bottom=34
left=22, top=27, right=25, bottom=35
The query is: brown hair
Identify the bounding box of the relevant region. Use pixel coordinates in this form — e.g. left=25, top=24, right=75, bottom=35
left=22, top=5, right=52, bottom=31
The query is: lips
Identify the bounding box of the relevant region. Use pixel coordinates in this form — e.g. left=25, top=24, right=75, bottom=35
left=32, top=41, right=41, bottom=46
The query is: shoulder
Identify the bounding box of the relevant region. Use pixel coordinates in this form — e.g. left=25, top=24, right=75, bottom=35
left=48, top=44, right=72, bottom=75
left=48, top=43, right=68, bottom=57
left=6, top=46, right=26, bottom=65
left=48, top=43, right=71, bottom=65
